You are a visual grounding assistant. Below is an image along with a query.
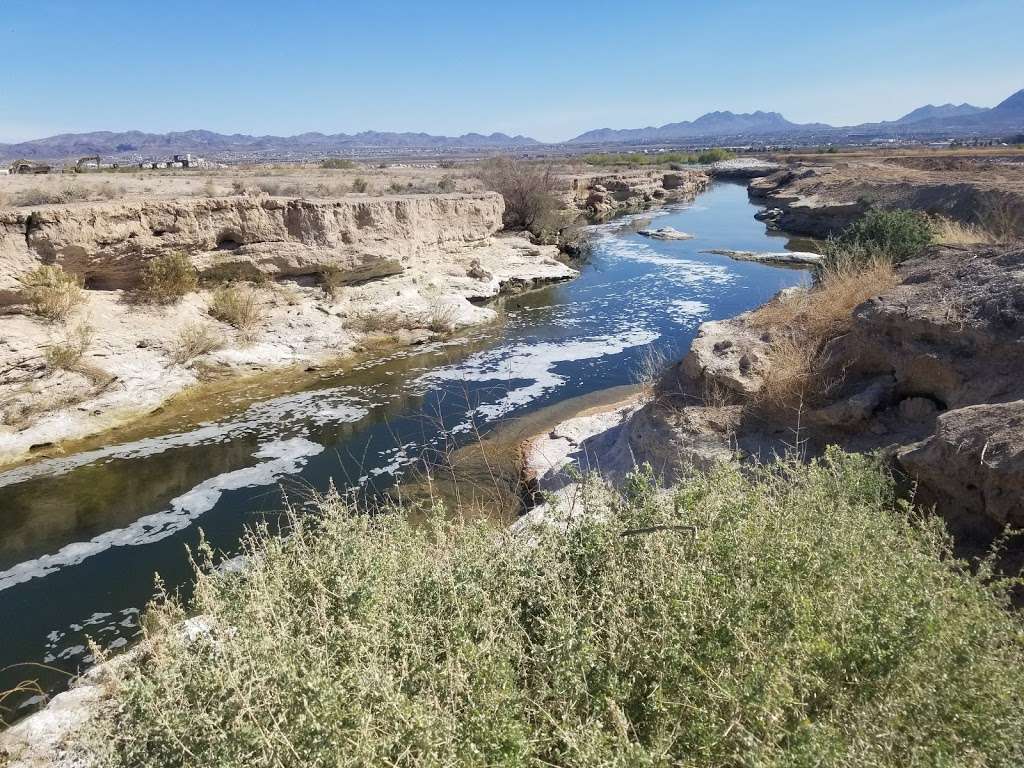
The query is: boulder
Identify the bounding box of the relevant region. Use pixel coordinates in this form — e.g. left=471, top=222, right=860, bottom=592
left=899, top=400, right=1024, bottom=530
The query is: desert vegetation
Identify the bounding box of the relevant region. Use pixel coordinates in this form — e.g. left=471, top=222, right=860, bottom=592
left=137, top=253, right=199, bottom=304
left=207, top=284, right=265, bottom=341
left=579, top=148, right=735, bottom=167
left=170, top=322, right=225, bottom=365
left=43, top=322, right=94, bottom=371
left=477, top=156, right=566, bottom=236
left=319, top=158, right=357, bottom=169
left=90, top=452, right=1024, bottom=767
left=18, top=264, right=85, bottom=321
left=750, top=209, right=933, bottom=408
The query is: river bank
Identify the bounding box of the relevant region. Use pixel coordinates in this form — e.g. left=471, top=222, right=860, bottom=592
left=0, top=181, right=811, bottom=731
left=0, top=193, right=578, bottom=468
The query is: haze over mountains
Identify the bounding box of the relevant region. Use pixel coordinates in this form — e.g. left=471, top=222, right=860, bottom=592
left=1, top=88, right=1021, bottom=161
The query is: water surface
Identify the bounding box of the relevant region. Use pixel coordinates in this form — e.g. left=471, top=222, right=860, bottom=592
left=0, top=182, right=807, bottom=715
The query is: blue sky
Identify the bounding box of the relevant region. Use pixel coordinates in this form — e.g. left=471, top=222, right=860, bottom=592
left=1, top=0, right=1021, bottom=143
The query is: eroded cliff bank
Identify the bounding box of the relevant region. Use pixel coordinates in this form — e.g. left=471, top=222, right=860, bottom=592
left=0, top=192, right=577, bottom=466
left=749, top=157, right=1024, bottom=238
left=565, top=168, right=710, bottom=220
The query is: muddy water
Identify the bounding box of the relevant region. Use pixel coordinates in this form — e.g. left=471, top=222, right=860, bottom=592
left=0, top=182, right=808, bottom=716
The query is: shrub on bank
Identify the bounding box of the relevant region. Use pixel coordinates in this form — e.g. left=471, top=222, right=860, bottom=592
left=476, top=156, right=562, bottom=232
left=579, top=149, right=736, bottom=167
left=92, top=452, right=1024, bottom=767
left=137, top=253, right=199, bottom=304
left=835, top=208, right=934, bottom=264
left=207, top=284, right=264, bottom=341
left=19, top=264, right=84, bottom=321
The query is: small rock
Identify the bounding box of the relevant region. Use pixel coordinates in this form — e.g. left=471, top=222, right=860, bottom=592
left=637, top=227, right=694, bottom=241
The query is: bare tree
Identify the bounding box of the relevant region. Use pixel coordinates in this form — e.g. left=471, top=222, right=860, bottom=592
left=476, top=157, right=562, bottom=232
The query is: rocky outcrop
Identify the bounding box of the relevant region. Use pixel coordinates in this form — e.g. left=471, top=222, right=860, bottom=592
left=0, top=193, right=505, bottom=303
left=579, top=244, right=1024, bottom=546
left=637, top=227, right=693, bottom=240
left=568, top=169, right=709, bottom=219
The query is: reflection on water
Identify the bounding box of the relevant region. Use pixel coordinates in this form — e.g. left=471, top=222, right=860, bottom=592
left=0, top=182, right=808, bottom=718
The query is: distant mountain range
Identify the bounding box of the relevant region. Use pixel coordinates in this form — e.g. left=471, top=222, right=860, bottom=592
left=566, top=88, right=1024, bottom=145
left=1, top=88, right=1021, bottom=161
left=0, top=129, right=540, bottom=161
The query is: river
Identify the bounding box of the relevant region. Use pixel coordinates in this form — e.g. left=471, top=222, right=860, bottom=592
left=0, top=182, right=808, bottom=717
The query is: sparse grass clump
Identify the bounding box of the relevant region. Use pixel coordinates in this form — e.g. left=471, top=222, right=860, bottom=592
left=19, top=265, right=85, bottom=321
left=349, top=309, right=407, bottom=335
left=170, top=322, right=225, bottom=365
left=138, top=253, right=198, bottom=304
left=932, top=216, right=998, bottom=245
left=978, top=195, right=1024, bottom=242
left=752, top=256, right=896, bottom=408
left=426, top=302, right=458, bottom=333
left=92, top=452, right=1024, bottom=767
left=207, top=284, right=265, bottom=341
left=44, top=322, right=93, bottom=371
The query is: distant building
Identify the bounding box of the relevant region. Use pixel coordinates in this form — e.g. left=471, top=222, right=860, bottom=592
left=138, top=153, right=210, bottom=170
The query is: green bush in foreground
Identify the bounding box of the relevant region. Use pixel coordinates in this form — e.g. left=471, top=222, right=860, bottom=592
left=93, top=451, right=1024, bottom=767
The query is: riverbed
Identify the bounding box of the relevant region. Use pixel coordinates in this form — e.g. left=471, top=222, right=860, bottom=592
left=0, top=182, right=808, bottom=716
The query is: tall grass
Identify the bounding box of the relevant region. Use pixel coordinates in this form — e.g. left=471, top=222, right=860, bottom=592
left=90, top=451, right=1024, bottom=767
left=751, top=256, right=896, bottom=409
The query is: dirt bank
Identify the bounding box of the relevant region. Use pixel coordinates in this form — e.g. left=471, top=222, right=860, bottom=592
left=0, top=192, right=576, bottom=467
left=750, top=151, right=1024, bottom=238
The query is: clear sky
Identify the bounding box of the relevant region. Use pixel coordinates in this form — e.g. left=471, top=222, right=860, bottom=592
left=1, top=0, right=1021, bottom=143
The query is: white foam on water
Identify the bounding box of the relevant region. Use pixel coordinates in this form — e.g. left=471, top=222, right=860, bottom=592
left=0, top=437, right=324, bottom=592
left=669, top=300, right=711, bottom=326
left=0, top=387, right=370, bottom=488
left=418, top=328, right=659, bottom=424
left=599, top=236, right=733, bottom=289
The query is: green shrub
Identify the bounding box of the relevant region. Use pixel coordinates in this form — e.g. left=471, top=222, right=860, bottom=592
left=92, top=451, right=1024, bottom=767
left=320, top=158, right=356, bottom=169
left=437, top=174, right=457, bottom=192
left=696, top=147, right=735, bottom=163
left=138, top=253, right=198, bottom=304
left=838, top=208, right=934, bottom=263
left=351, top=177, right=368, bottom=193
left=817, top=208, right=935, bottom=277
left=19, top=264, right=84, bottom=321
